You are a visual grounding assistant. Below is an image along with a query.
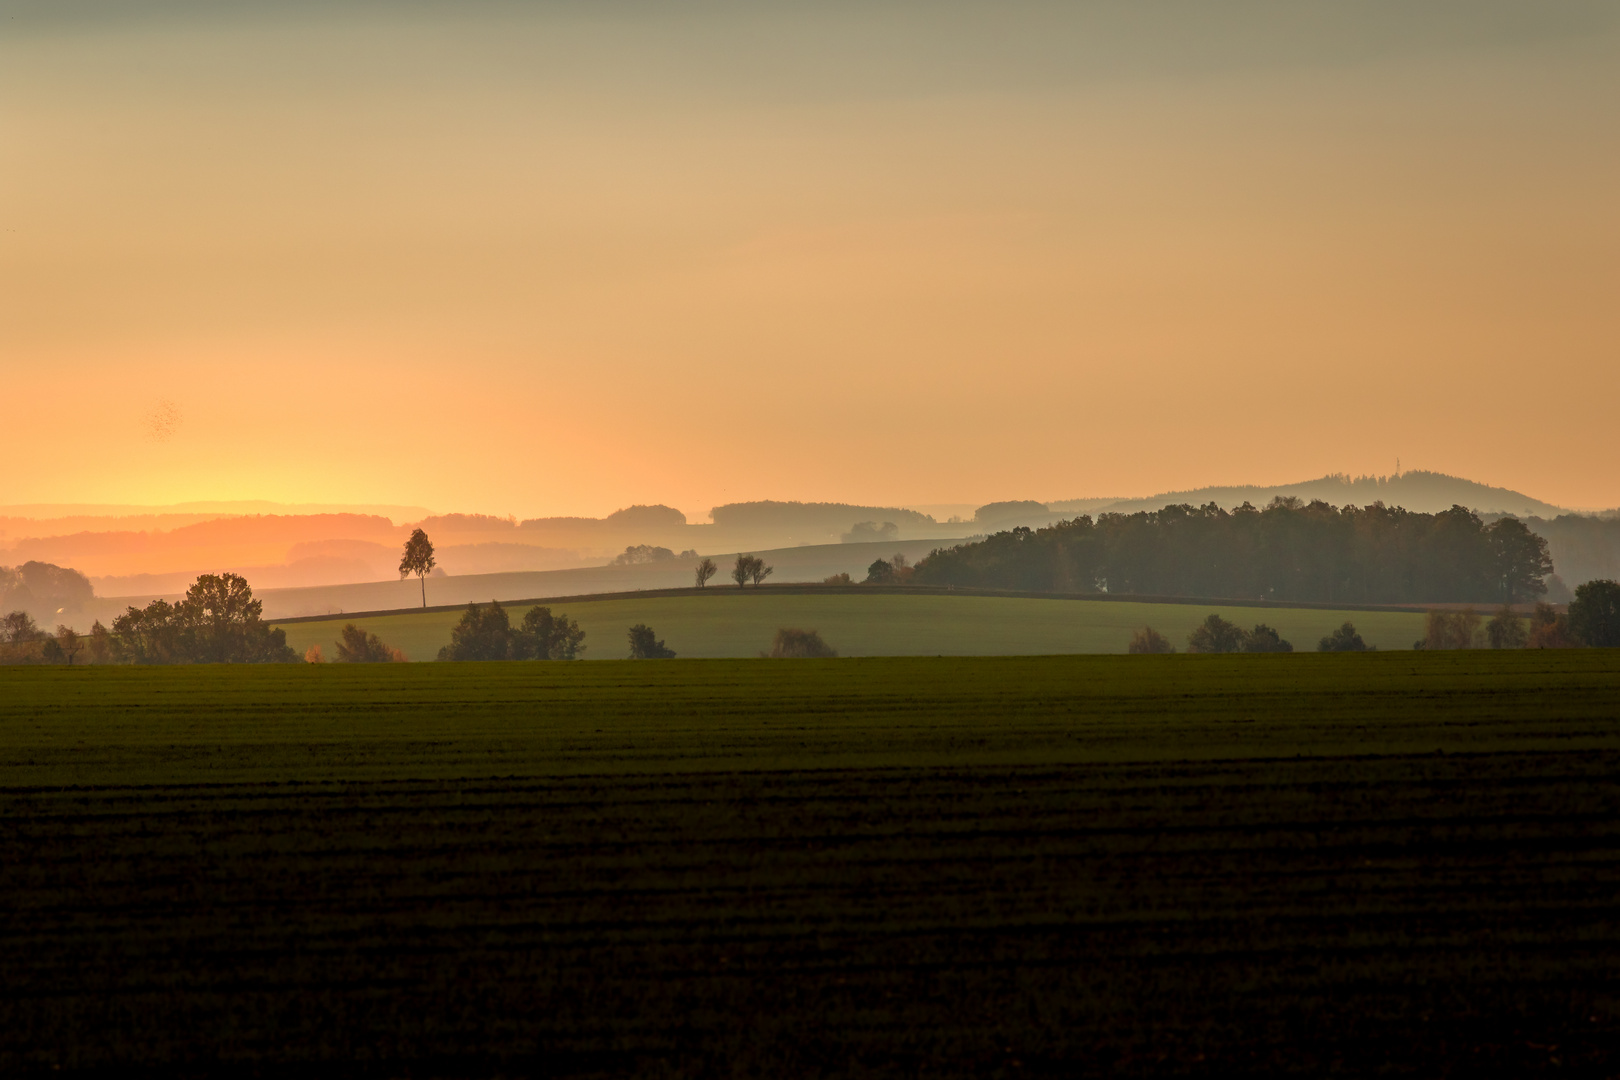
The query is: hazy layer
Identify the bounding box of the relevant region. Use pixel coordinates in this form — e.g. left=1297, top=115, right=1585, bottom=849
left=4, top=1, right=1617, bottom=513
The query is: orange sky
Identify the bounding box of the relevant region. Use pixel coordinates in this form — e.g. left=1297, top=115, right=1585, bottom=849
left=3, top=2, right=1618, bottom=518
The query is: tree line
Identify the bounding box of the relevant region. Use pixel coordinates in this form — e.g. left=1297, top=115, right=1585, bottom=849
left=911, top=500, right=1557, bottom=605
left=1122, top=580, right=1620, bottom=656
left=0, top=573, right=298, bottom=665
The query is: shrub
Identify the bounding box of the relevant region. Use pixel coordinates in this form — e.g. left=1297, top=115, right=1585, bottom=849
left=1318, top=622, right=1370, bottom=652
left=627, top=624, right=676, bottom=659
left=1423, top=609, right=1482, bottom=650
left=1243, top=624, right=1294, bottom=653
left=334, top=623, right=405, bottom=663
left=1187, top=614, right=1245, bottom=653
left=1128, top=627, right=1174, bottom=654
left=766, top=628, right=837, bottom=658
left=305, top=644, right=325, bottom=664
left=823, top=572, right=853, bottom=586
left=1527, top=602, right=1579, bottom=649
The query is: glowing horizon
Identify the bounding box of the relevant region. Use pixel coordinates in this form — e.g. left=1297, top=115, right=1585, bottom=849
left=4, top=2, right=1618, bottom=518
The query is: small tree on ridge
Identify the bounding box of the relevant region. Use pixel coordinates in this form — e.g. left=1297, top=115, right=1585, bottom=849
left=400, top=528, right=436, bottom=608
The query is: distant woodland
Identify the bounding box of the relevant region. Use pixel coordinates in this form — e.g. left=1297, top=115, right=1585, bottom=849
left=3, top=473, right=1619, bottom=612
left=914, top=501, right=1559, bottom=605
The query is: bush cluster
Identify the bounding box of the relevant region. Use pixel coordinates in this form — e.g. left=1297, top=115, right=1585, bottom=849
left=438, top=601, right=586, bottom=661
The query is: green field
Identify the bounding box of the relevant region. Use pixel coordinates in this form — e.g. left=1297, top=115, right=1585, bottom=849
left=274, top=590, right=1430, bottom=662
left=4, top=653, right=1620, bottom=1074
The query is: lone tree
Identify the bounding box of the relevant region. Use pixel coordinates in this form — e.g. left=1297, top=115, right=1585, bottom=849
left=695, top=557, right=718, bottom=589
left=400, top=528, right=436, bottom=608
left=627, top=623, right=676, bottom=659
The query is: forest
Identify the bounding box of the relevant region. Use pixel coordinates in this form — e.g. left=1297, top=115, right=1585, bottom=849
left=913, top=500, right=1556, bottom=604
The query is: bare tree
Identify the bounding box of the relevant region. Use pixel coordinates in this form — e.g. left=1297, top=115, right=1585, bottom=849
left=695, top=557, right=718, bottom=588
left=732, top=554, right=754, bottom=588
left=399, top=528, right=436, bottom=608
left=749, top=558, right=773, bottom=587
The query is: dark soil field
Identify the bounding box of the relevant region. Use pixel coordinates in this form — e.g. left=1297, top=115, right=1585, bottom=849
left=4, top=653, right=1620, bottom=1076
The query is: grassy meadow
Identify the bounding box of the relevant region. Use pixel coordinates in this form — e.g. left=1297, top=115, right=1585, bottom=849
left=274, top=590, right=1430, bottom=662
left=5, top=653, right=1618, bottom=1074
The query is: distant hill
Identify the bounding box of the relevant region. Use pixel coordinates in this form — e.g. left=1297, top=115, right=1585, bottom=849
left=1051, top=471, right=1568, bottom=519
left=709, top=501, right=938, bottom=534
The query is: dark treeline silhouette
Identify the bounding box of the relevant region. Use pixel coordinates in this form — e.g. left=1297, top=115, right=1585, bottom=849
left=913, top=500, right=1554, bottom=605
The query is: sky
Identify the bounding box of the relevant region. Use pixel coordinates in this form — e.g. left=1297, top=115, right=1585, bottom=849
left=3, top=0, right=1618, bottom=519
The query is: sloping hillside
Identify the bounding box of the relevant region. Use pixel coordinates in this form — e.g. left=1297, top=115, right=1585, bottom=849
left=1052, top=471, right=1569, bottom=518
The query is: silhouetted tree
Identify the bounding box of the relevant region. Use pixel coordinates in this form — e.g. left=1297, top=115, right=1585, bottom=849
left=438, top=601, right=513, bottom=661
left=1486, top=517, right=1555, bottom=602
left=865, top=559, right=895, bottom=584
left=765, top=628, right=836, bottom=658
left=732, top=555, right=754, bottom=588
left=1187, top=614, right=1245, bottom=653
left=749, top=558, right=773, bottom=587
left=1569, top=579, right=1620, bottom=647
left=1486, top=606, right=1528, bottom=649
left=695, top=557, right=718, bottom=588
left=516, top=605, right=586, bottom=660
left=627, top=623, right=676, bottom=659
left=1127, top=627, right=1174, bottom=654
left=106, top=574, right=296, bottom=664
left=1243, top=624, right=1293, bottom=653
left=400, top=528, right=437, bottom=608
left=1318, top=622, right=1370, bottom=652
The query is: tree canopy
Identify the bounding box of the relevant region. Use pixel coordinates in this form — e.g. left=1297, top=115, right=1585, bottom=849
left=399, top=529, right=436, bottom=607
left=106, top=574, right=296, bottom=664
left=1568, top=579, right=1620, bottom=648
